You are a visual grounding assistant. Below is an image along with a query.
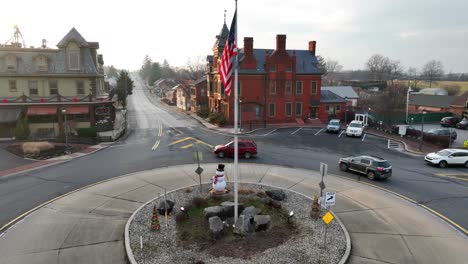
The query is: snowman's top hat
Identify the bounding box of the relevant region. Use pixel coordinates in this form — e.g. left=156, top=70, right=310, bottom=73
left=217, top=164, right=225, bottom=171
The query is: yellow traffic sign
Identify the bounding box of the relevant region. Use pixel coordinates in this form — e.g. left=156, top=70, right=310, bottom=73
left=322, top=211, right=334, bottom=225
left=464, top=140, right=468, bottom=148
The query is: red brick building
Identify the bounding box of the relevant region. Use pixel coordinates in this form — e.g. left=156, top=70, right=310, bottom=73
left=207, top=23, right=342, bottom=126
left=190, top=77, right=208, bottom=113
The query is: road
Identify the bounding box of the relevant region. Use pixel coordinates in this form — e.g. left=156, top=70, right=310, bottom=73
left=1, top=75, right=467, bottom=235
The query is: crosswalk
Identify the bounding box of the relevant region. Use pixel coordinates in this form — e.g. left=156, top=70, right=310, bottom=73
left=387, top=139, right=402, bottom=149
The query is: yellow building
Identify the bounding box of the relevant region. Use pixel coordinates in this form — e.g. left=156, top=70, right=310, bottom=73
left=0, top=28, right=116, bottom=139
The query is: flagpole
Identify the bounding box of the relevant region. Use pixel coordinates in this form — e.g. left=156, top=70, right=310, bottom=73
left=233, top=0, right=239, bottom=224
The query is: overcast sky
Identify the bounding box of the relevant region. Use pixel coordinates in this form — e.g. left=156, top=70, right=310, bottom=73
left=2, top=0, right=468, bottom=72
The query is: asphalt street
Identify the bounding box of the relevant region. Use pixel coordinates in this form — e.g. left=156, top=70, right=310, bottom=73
left=0, top=75, right=467, bottom=236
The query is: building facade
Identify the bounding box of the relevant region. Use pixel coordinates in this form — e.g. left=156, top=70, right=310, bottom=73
left=0, top=28, right=115, bottom=139
left=190, top=77, right=208, bottom=113
left=207, top=23, right=330, bottom=126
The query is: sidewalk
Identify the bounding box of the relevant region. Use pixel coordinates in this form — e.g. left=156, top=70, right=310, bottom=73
left=0, top=144, right=108, bottom=178
left=0, top=163, right=465, bottom=264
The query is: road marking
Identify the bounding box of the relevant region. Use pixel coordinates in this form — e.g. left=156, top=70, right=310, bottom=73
left=168, top=137, right=192, bottom=146
left=387, top=139, right=401, bottom=149
left=339, top=130, right=345, bottom=138
left=169, top=137, right=214, bottom=148
left=434, top=173, right=468, bottom=182
left=290, top=127, right=303, bottom=135
left=361, top=133, right=367, bottom=141
left=195, top=140, right=214, bottom=148
left=158, top=124, right=163, bottom=137
left=181, top=144, right=193, bottom=149
left=151, top=140, right=160, bottom=151
left=263, top=129, right=277, bottom=136
left=314, top=128, right=324, bottom=136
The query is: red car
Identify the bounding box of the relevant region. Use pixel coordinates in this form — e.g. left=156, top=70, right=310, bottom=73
left=213, top=139, right=257, bottom=159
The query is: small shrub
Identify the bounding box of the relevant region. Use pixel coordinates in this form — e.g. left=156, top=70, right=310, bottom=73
left=175, top=212, right=188, bottom=224
left=77, top=127, right=97, bottom=138
left=14, top=116, right=30, bottom=140
left=238, top=188, right=254, bottom=195
left=197, top=106, right=210, bottom=118
left=185, top=187, right=193, bottom=193
left=256, top=191, right=266, bottom=198
left=191, top=197, right=208, bottom=208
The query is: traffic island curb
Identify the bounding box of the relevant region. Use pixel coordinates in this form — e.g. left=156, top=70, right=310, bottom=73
left=365, top=131, right=427, bottom=155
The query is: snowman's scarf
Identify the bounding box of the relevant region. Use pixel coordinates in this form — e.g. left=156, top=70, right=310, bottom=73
left=214, top=174, right=223, bottom=184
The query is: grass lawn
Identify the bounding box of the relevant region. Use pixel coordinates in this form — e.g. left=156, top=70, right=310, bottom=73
left=396, top=80, right=468, bottom=93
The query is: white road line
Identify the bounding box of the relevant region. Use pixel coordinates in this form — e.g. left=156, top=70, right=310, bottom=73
left=151, top=140, right=160, bottom=151
left=339, top=130, right=345, bottom=138
left=263, top=129, right=277, bottom=136
left=362, top=133, right=367, bottom=141
left=290, top=127, right=303, bottom=135
left=388, top=139, right=390, bottom=148
left=314, top=128, right=324, bottom=136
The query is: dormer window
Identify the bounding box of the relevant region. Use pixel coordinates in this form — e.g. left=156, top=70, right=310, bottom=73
left=270, top=65, right=276, bottom=72
left=35, top=55, right=48, bottom=72
left=6, top=55, right=17, bottom=71
left=68, top=51, right=80, bottom=70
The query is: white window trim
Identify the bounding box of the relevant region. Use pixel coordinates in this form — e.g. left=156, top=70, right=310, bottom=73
left=311, top=81, right=317, bottom=95
left=285, top=102, right=292, bottom=117
left=68, top=51, right=80, bottom=70
left=270, top=81, right=277, bottom=95
left=295, top=102, right=302, bottom=116
left=269, top=103, right=276, bottom=117
left=296, top=81, right=303, bottom=95
left=285, top=81, right=292, bottom=95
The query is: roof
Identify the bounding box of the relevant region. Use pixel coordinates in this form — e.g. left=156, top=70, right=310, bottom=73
left=0, top=108, right=22, bottom=123
left=451, top=91, right=468, bottom=106
left=213, top=23, right=229, bottom=49
left=238, top=48, right=320, bottom=74
left=409, top=94, right=454, bottom=108
left=419, top=88, right=448, bottom=96
left=321, top=86, right=359, bottom=99
left=206, top=55, right=213, bottom=63
left=320, top=90, right=347, bottom=103
left=193, top=76, right=206, bottom=86
left=57, top=28, right=89, bottom=48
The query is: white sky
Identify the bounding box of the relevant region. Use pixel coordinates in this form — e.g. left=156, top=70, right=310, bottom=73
left=2, top=0, right=468, bottom=72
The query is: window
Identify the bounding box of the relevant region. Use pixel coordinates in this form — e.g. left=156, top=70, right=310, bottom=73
left=336, top=104, right=341, bottom=111
left=9, top=80, right=17, bottom=92
left=285, top=102, right=292, bottom=116
left=269, top=103, right=275, bottom=117
left=68, top=51, right=80, bottom=70
left=286, top=66, right=292, bottom=72
left=295, top=102, right=302, bottom=116
left=76, top=81, right=85, bottom=95
left=325, top=105, right=330, bottom=111
left=311, top=81, right=317, bottom=95
left=360, top=159, right=371, bottom=165
left=67, top=114, right=89, bottom=122
left=6, top=55, right=16, bottom=71
left=270, top=65, right=276, bottom=72
left=255, top=105, right=260, bottom=117
left=29, top=81, right=38, bottom=96
left=285, top=81, right=292, bottom=95
left=49, top=80, right=58, bottom=95
left=238, top=81, right=242, bottom=96
left=269, top=81, right=276, bottom=95
left=295, top=81, right=303, bottom=94
left=36, top=56, right=48, bottom=72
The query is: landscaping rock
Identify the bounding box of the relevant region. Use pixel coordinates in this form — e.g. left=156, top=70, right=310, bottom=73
left=157, top=200, right=175, bottom=215
left=260, top=197, right=273, bottom=205
left=254, top=215, right=271, bottom=231
left=221, top=201, right=244, bottom=217
left=233, top=215, right=254, bottom=235
left=204, top=206, right=224, bottom=219
left=208, top=216, right=225, bottom=239
left=271, top=200, right=282, bottom=209
left=241, top=206, right=261, bottom=217
left=266, top=190, right=286, bottom=201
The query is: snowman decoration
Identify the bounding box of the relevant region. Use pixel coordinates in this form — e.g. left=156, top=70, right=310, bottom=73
left=212, top=164, right=226, bottom=192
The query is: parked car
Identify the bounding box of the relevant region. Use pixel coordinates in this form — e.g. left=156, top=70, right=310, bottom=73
left=427, top=128, right=457, bottom=140
left=440, top=117, right=460, bottom=127
left=425, top=148, right=468, bottom=168
left=456, top=119, right=468, bottom=129
left=339, top=155, right=392, bottom=180
left=326, top=119, right=341, bottom=133
left=346, top=120, right=364, bottom=137
left=213, top=139, right=257, bottom=159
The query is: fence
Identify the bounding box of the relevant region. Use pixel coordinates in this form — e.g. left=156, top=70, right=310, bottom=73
left=408, top=112, right=452, bottom=123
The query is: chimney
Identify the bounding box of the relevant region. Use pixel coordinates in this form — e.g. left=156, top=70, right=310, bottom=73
left=244, top=37, right=253, bottom=56
left=276, top=34, right=286, bottom=51
left=308, top=41, right=317, bottom=55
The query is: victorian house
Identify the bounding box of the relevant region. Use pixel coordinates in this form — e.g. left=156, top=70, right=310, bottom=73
left=206, top=21, right=343, bottom=126
left=0, top=28, right=115, bottom=139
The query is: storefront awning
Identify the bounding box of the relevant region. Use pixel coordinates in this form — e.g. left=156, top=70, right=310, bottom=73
left=0, top=108, right=22, bottom=123
left=27, top=106, right=57, bottom=115
left=64, top=106, right=89, bottom=114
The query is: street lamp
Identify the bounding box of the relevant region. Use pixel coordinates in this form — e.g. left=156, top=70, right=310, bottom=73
left=419, top=109, right=427, bottom=151
left=344, top=96, right=348, bottom=125
left=61, top=107, right=69, bottom=152
left=406, top=86, right=413, bottom=124
left=239, top=99, right=242, bottom=132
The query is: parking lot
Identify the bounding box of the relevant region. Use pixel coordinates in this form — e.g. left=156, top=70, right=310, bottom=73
left=415, top=123, right=468, bottom=147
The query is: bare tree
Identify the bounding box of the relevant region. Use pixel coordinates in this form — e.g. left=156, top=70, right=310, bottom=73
left=407, top=67, right=420, bottom=88
left=388, top=60, right=403, bottom=85
left=323, top=58, right=343, bottom=85
left=422, top=60, right=444, bottom=88
left=366, top=54, right=391, bottom=81
left=185, top=56, right=206, bottom=80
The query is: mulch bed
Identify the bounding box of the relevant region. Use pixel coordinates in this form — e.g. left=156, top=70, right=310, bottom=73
left=6, top=143, right=88, bottom=160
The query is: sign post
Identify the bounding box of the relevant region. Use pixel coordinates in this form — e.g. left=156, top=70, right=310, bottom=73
left=319, top=163, right=328, bottom=198
left=194, top=149, right=204, bottom=192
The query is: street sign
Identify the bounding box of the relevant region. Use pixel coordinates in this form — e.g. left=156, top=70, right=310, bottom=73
left=325, top=191, right=336, bottom=206
left=322, top=211, right=334, bottom=225
left=319, top=181, right=326, bottom=190
left=195, top=167, right=204, bottom=175
left=193, top=151, right=203, bottom=161
left=320, top=162, right=328, bottom=177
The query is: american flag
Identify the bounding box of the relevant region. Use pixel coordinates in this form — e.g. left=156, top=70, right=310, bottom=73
left=219, top=11, right=237, bottom=97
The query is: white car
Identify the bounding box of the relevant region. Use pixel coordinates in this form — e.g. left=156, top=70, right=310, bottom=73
left=425, top=149, right=468, bottom=168
left=346, top=120, right=364, bottom=137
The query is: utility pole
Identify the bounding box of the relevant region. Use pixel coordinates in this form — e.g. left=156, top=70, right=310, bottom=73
left=406, top=86, right=413, bottom=124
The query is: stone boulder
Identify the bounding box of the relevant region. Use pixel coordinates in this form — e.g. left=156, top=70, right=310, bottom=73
left=204, top=206, right=224, bottom=219
left=270, top=200, right=282, bottom=209
left=233, top=215, right=254, bottom=235
left=208, top=216, right=225, bottom=239
left=260, top=197, right=273, bottom=206
left=157, top=200, right=175, bottom=215
left=266, top=190, right=286, bottom=201
left=254, top=215, right=271, bottom=231
left=221, top=201, right=245, bottom=217
left=241, top=206, right=261, bottom=218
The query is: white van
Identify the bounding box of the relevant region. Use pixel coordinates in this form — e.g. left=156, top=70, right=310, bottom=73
left=346, top=120, right=364, bottom=137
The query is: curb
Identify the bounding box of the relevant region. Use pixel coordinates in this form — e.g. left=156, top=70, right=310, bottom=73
left=365, top=131, right=427, bottom=155
left=124, top=181, right=352, bottom=264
